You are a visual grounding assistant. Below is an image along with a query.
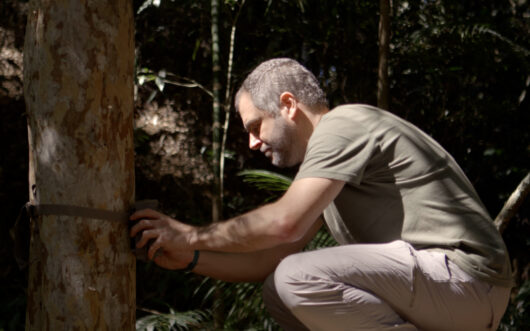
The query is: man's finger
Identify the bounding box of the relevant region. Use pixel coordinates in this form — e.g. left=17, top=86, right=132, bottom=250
left=130, top=208, right=161, bottom=221
left=130, top=219, right=157, bottom=238
left=148, top=240, right=163, bottom=261
left=136, top=228, right=157, bottom=248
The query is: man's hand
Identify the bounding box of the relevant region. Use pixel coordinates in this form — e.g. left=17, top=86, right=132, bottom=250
left=129, top=209, right=196, bottom=269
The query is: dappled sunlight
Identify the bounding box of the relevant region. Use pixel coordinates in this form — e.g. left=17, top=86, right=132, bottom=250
left=134, top=100, right=213, bottom=185
left=38, top=127, right=59, bottom=166
left=0, top=27, right=23, bottom=99
left=135, top=100, right=185, bottom=136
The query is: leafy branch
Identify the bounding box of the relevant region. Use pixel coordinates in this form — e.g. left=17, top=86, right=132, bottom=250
left=137, top=68, right=213, bottom=98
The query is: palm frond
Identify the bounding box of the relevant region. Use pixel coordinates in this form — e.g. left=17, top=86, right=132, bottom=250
left=193, top=277, right=279, bottom=330
left=454, top=24, right=529, bottom=56
left=304, top=227, right=338, bottom=251
left=238, top=169, right=292, bottom=192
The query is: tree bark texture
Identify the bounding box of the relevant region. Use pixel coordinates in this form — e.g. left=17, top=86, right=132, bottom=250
left=377, top=0, right=390, bottom=110
left=23, top=0, right=135, bottom=329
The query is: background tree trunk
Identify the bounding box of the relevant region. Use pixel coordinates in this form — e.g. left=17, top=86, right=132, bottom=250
left=211, top=0, right=222, bottom=223
left=23, top=0, right=135, bottom=329
left=377, top=0, right=390, bottom=110
left=495, top=172, right=530, bottom=233
left=210, top=0, right=227, bottom=327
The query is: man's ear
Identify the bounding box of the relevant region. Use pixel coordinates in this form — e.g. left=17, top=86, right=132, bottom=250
left=279, top=92, right=298, bottom=120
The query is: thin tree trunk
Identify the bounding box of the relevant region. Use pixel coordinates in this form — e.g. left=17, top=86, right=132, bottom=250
left=210, top=0, right=226, bottom=328
left=220, top=0, right=245, bottom=203
left=211, top=0, right=222, bottom=223
left=495, top=172, right=530, bottom=233
left=24, top=0, right=135, bottom=329
left=377, top=0, right=390, bottom=110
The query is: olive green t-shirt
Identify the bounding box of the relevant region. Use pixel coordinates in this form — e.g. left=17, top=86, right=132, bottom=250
left=295, top=104, right=512, bottom=287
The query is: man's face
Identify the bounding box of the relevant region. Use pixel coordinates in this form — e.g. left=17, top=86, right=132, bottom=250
left=238, top=92, right=302, bottom=168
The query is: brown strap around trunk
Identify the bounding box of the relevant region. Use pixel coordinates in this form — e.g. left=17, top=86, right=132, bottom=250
left=28, top=203, right=129, bottom=222
left=12, top=200, right=159, bottom=268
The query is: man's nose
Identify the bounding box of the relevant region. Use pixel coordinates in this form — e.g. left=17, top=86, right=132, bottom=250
left=249, top=134, right=262, bottom=150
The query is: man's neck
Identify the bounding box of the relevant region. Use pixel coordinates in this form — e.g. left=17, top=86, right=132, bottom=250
left=305, top=106, right=330, bottom=130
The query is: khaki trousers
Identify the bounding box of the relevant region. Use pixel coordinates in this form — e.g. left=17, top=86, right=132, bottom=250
left=263, top=240, right=510, bottom=331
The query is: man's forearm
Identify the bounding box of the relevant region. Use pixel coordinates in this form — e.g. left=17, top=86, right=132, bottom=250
left=187, top=178, right=343, bottom=253
left=192, top=218, right=324, bottom=282
left=189, top=202, right=298, bottom=252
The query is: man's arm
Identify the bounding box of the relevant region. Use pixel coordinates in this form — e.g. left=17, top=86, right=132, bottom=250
left=191, top=217, right=324, bottom=282
left=135, top=217, right=324, bottom=281
left=131, top=177, right=344, bottom=259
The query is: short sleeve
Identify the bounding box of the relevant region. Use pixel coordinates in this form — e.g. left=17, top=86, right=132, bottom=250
left=295, top=110, right=375, bottom=185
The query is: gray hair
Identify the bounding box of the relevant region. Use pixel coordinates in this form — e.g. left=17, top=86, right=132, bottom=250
left=235, top=58, right=328, bottom=116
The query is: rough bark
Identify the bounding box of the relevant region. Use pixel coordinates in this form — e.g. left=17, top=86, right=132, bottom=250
left=377, top=0, right=390, bottom=110
left=24, top=0, right=135, bottom=329
left=495, top=172, right=530, bottom=234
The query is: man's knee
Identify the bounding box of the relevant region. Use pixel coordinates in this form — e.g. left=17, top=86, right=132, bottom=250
left=262, top=257, right=307, bottom=312
left=262, top=266, right=312, bottom=331
left=260, top=253, right=313, bottom=313
left=272, top=253, right=323, bottom=311
left=262, top=254, right=303, bottom=310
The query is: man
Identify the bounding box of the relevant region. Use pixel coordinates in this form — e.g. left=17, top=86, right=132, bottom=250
left=130, top=58, right=512, bottom=330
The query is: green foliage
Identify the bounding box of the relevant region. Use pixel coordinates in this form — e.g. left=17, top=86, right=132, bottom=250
left=238, top=170, right=292, bottom=192
left=136, top=307, right=211, bottom=331
left=390, top=0, right=529, bottom=216
left=499, top=279, right=530, bottom=331
left=237, top=169, right=293, bottom=202
left=137, top=0, right=161, bottom=15
left=195, top=279, right=278, bottom=331
left=305, top=227, right=338, bottom=251
left=134, top=128, right=151, bottom=154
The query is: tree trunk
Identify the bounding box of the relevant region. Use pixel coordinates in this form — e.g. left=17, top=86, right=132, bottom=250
left=211, top=0, right=222, bottom=223
left=23, top=0, right=136, bottom=329
left=210, top=0, right=226, bottom=328
left=220, top=0, right=245, bottom=208
left=495, top=172, right=530, bottom=234
left=377, top=0, right=390, bottom=110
